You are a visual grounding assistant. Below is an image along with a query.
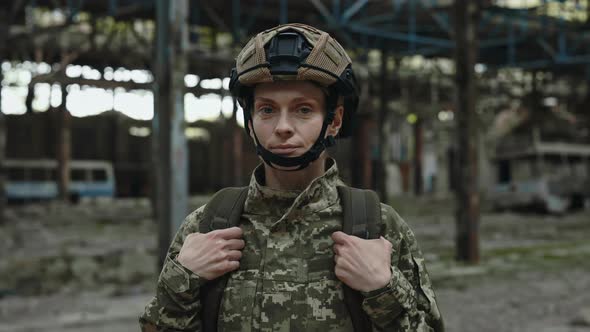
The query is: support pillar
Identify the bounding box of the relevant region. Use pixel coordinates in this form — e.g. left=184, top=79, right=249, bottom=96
left=232, top=100, right=243, bottom=186
left=413, top=118, right=423, bottom=196
left=453, top=0, right=480, bottom=263
left=0, top=70, right=4, bottom=225
left=376, top=49, right=388, bottom=202
left=352, top=113, right=374, bottom=189
left=57, top=84, right=71, bottom=202
left=154, top=0, right=189, bottom=268
left=0, top=8, right=7, bottom=224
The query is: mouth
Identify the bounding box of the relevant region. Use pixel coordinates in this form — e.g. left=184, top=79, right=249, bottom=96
left=269, top=145, right=300, bottom=156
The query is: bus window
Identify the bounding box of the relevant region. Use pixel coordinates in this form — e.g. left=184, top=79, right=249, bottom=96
left=30, top=168, right=47, bottom=181
left=91, top=169, right=107, bottom=182
left=71, top=169, right=87, bottom=181
left=7, top=168, right=25, bottom=181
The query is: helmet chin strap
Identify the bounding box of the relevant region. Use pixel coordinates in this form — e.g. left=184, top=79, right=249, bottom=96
left=249, top=98, right=338, bottom=171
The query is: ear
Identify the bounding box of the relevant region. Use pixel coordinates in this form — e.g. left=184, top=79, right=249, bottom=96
left=327, top=105, right=344, bottom=137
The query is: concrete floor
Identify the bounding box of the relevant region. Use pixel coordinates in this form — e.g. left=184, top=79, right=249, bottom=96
left=1, top=196, right=589, bottom=331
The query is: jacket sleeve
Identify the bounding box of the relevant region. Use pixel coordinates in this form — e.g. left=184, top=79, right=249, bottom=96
left=361, top=204, right=444, bottom=332
left=139, top=206, right=206, bottom=332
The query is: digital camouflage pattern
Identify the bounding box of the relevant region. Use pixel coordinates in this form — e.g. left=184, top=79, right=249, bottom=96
left=140, top=159, right=443, bottom=331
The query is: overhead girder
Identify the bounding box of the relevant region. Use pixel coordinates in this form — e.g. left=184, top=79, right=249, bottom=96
left=2, top=0, right=590, bottom=72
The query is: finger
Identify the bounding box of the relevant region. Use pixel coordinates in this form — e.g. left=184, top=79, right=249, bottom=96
left=225, top=239, right=246, bottom=250
left=226, top=249, right=243, bottom=261
left=214, top=260, right=240, bottom=275
left=331, top=231, right=349, bottom=244
left=212, top=227, right=243, bottom=240
left=380, top=236, right=393, bottom=251
left=334, top=265, right=349, bottom=281
left=333, top=254, right=341, bottom=265
left=333, top=243, right=343, bottom=255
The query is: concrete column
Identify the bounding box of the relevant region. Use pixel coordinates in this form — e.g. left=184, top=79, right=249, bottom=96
left=352, top=113, right=374, bottom=189
left=0, top=65, right=5, bottom=225
left=413, top=118, right=423, bottom=196
left=154, top=0, right=189, bottom=268
left=0, top=7, right=7, bottom=224
left=453, top=0, right=481, bottom=263
left=57, top=84, right=71, bottom=202
left=232, top=99, right=243, bottom=186
left=376, top=49, right=389, bottom=201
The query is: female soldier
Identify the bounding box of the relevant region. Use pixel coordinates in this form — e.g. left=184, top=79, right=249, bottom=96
left=140, top=23, right=443, bottom=332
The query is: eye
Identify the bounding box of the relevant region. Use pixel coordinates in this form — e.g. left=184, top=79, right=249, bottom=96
left=298, top=107, right=313, bottom=114
left=257, top=107, right=274, bottom=115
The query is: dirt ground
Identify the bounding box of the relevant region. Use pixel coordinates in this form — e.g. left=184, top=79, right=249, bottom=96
left=1, top=196, right=589, bottom=332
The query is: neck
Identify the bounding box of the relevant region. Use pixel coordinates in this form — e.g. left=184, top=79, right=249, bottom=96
left=264, top=155, right=327, bottom=191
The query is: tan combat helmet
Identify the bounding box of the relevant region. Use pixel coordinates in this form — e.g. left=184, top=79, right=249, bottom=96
left=229, top=23, right=358, bottom=170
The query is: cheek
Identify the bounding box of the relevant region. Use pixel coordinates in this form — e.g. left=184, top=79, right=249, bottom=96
left=251, top=118, right=274, bottom=139
left=301, top=117, right=324, bottom=142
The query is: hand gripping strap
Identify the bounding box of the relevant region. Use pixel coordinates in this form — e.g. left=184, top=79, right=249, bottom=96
left=337, top=186, right=382, bottom=332
left=199, top=187, right=248, bottom=332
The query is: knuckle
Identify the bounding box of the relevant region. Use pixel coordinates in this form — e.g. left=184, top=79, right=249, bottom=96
left=219, top=251, right=229, bottom=261
left=384, top=240, right=393, bottom=250
left=225, top=260, right=238, bottom=271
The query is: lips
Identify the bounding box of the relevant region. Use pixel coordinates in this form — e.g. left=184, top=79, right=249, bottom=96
left=269, top=144, right=300, bottom=155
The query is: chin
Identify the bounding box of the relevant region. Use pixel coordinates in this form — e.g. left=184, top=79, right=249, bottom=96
left=270, top=163, right=304, bottom=172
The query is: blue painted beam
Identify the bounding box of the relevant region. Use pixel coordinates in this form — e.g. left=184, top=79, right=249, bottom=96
left=408, top=0, right=416, bottom=53
left=108, top=0, right=117, bottom=16
left=558, top=27, right=567, bottom=58
left=347, top=23, right=453, bottom=48
left=419, top=0, right=451, bottom=35
left=333, top=0, right=341, bottom=18
left=309, top=0, right=336, bottom=26
left=244, top=0, right=264, bottom=32
left=341, top=0, right=368, bottom=23
left=280, top=0, right=288, bottom=24
left=507, top=22, right=516, bottom=65
left=535, top=37, right=557, bottom=60
left=489, top=55, right=590, bottom=70
left=232, top=0, right=240, bottom=41
left=355, top=13, right=400, bottom=25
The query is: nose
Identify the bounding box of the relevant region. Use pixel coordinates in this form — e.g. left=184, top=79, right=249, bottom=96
left=274, top=110, right=294, bottom=137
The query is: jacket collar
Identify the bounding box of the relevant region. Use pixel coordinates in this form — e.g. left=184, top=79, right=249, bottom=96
left=244, top=158, right=343, bottom=223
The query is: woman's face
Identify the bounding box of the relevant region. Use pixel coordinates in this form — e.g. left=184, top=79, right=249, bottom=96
left=249, top=80, right=342, bottom=168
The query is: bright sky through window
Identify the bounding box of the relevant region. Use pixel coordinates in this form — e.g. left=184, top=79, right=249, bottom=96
left=1, top=61, right=240, bottom=125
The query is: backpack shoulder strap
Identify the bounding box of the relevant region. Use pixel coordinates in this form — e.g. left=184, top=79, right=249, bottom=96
left=199, top=186, right=248, bottom=332
left=337, top=186, right=383, bottom=332
left=337, top=186, right=381, bottom=239
left=200, top=187, right=249, bottom=233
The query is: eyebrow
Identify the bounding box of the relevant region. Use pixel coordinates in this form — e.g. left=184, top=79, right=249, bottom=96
left=254, top=97, right=276, bottom=104
left=254, top=96, right=319, bottom=104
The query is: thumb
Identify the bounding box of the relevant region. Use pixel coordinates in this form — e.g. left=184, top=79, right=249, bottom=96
left=331, top=231, right=349, bottom=243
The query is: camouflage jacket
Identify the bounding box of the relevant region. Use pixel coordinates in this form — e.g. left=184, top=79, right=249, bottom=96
left=140, top=159, right=443, bottom=331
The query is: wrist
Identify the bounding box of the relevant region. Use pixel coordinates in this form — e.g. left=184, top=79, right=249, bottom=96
left=362, top=267, right=393, bottom=296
